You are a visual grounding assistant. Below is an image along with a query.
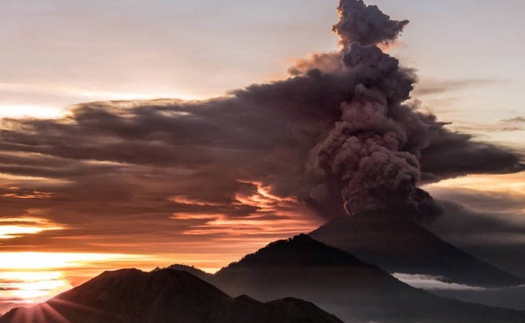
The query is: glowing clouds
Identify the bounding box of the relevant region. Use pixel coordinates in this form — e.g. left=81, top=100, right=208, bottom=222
left=0, top=226, right=48, bottom=240
left=428, top=173, right=525, bottom=196
left=234, top=181, right=299, bottom=215
left=171, top=181, right=318, bottom=238
left=1, top=187, right=54, bottom=200
left=0, top=252, right=146, bottom=270
left=0, top=217, right=65, bottom=240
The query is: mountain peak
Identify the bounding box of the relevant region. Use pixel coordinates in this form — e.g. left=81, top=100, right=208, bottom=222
left=217, top=234, right=365, bottom=272
left=213, top=232, right=525, bottom=323
left=163, top=264, right=212, bottom=280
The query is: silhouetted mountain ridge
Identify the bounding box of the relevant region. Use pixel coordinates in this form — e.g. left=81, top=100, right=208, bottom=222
left=211, top=234, right=525, bottom=323
left=222, top=234, right=367, bottom=270
left=164, top=264, right=212, bottom=279
left=2, top=234, right=524, bottom=323
left=0, top=268, right=343, bottom=323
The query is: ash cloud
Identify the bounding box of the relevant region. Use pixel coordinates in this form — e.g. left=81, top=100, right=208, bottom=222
left=290, top=0, right=409, bottom=76
left=0, top=0, right=523, bottom=243
left=333, top=0, right=409, bottom=49
left=422, top=196, right=525, bottom=279
left=309, top=43, right=425, bottom=215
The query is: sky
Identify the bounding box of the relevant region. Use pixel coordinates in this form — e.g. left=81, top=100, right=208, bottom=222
left=0, top=0, right=524, bottom=314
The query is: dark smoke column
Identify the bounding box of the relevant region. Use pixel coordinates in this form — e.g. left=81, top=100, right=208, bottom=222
left=310, top=0, right=440, bottom=217
left=333, top=0, right=409, bottom=49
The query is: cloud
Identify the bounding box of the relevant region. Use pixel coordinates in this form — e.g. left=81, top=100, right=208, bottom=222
left=393, top=273, right=484, bottom=291
left=450, top=123, right=525, bottom=133
left=413, top=78, right=499, bottom=97
left=0, top=0, right=522, bottom=277
left=395, top=272, right=525, bottom=310
left=502, top=117, right=525, bottom=124
left=0, top=215, right=65, bottom=240
left=432, top=115, right=525, bottom=135
left=0, top=61, right=521, bottom=223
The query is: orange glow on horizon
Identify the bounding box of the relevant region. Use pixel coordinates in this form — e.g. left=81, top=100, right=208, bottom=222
left=0, top=252, right=151, bottom=270
left=0, top=252, right=161, bottom=311
left=0, top=271, right=71, bottom=306
left=0, top=250, right=240, bottom=311
left=0, top=217, right=65, bottom=240
left=0, top=82, right=206, bottom=120
left=0, top=173, right=71, bottom=186
left=1, top=189, right=54, bottom=200
left=0, top=181, right=321, bottom=312
left=0, top=226, right=49, bottom=240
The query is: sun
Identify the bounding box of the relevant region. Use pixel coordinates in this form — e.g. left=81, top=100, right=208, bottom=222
left=0, top=271, right=71, bottom=308
left=0, top=252, right=152, bottom=311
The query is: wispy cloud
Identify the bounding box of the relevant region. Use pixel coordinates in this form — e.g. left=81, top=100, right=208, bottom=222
left=502, top=117, right=525, bottom=124
left=413, top=78, right=500, bottom=97
left=393, top=273, right=485, bottom=291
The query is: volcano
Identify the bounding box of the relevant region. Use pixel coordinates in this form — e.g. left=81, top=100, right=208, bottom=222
left=309, top=209, right=523, bottom=288
left=2, top=236, right=524, bottom=323
left=211, top=234, right=525, bottom=323
left=0, top=269, right=343, bottom=323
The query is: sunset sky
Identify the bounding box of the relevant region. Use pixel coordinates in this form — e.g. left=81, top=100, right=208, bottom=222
left=1, top=0, right=524, bottom=314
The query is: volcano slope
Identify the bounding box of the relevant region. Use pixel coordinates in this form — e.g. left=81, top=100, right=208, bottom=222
left=309, top=209, right=523, bottom=288
left=211, top=234, right=525, bottom=323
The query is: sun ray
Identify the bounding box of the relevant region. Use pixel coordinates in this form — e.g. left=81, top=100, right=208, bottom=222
left=34, top=305, right=48, bottom=323
left=48, top=298, right=108, bottom=317
left=41, top=303, right=71, bottom=323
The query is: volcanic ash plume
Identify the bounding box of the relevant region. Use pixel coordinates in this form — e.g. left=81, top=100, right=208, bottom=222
left=0, top=0, right=522, bottom=229
left=307, top=1, right=444, bottom=218
left=333, top=0, right=409, bottom=48
left=310, top=2, right=521, bottom=217
left=310, top=42, right=440, bottom=216
left=290, top=0, right=409, bottom=75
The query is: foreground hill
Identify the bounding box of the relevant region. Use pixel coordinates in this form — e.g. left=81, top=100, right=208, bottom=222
left=0, top=269, right=342, bottom=323
left=212, top=235, right=525, bottom=323
left=310, top=209, right=523, bottom=288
